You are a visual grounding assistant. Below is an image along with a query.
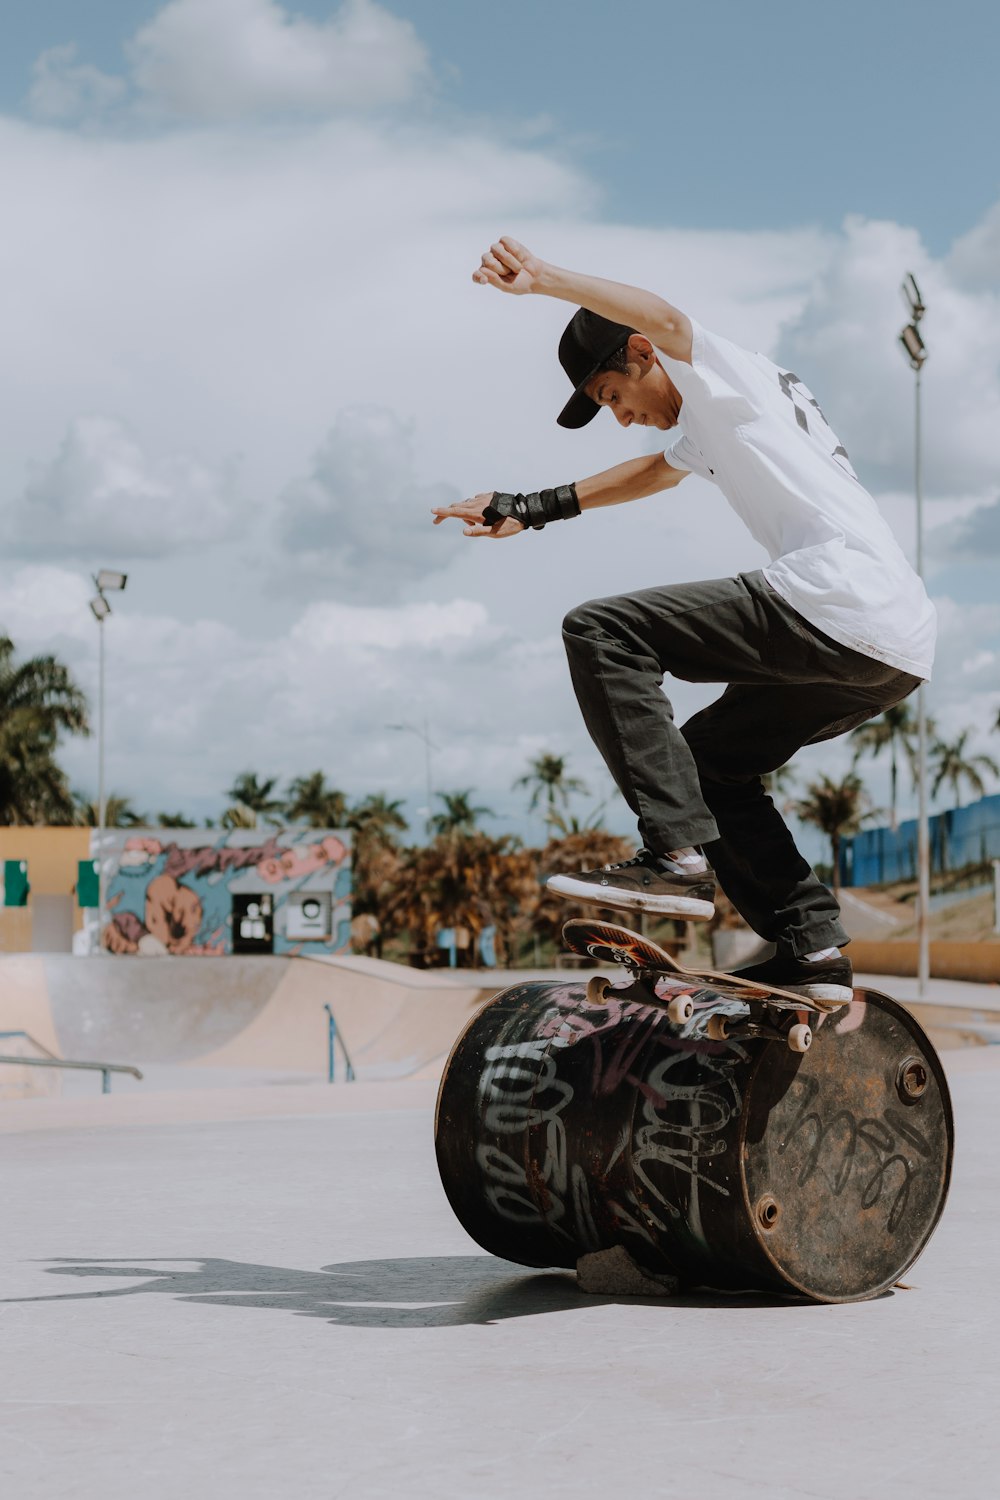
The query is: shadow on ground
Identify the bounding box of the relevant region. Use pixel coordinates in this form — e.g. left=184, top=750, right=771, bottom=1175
left=4, top=1255, right=809, bottom=1327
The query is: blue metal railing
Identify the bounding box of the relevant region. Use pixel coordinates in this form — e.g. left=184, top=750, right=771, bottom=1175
left=323, top=1005, right=355, bottom=1083
left=0, top=1030, right=143, bottom=1095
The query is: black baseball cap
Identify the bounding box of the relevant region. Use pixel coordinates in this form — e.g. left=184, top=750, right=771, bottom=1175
left=557, top=308, right=637, bottom=428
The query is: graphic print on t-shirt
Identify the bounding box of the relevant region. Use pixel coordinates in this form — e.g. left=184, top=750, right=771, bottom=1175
left=776, top=369, right=858, bottom=481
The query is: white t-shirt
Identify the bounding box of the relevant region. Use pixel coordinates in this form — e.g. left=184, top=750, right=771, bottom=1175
left=661, top=320, right=936, bottom=678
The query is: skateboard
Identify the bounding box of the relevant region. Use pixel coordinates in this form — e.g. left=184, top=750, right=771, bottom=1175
left=562, top=918, right=841, bottom=1054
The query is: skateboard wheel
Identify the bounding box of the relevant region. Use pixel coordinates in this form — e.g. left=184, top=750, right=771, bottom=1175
left=586, top=975, right=613, bottom=1005
left=706, top=1014, right=731, bottom=1041
left=788, top=1023, right=812, bottom=1053
left=667, top=996, right=694, bottom=1025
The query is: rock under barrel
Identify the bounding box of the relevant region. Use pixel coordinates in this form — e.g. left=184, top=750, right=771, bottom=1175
left=434, top=977, right=953, bottom=1303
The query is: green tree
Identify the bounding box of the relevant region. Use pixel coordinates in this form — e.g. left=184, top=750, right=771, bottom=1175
left=284, top=771, right=349, bottom=828
left=225, top=771, right=284, bottom=826
left=0, top=637, right=90, bottom=825
left=349, top=794, right=410, bottom=956
left=74, top=792, right=144, bottom=827
left=153, top=812, right=198, bottom=828
left=789, top=772, right=874, bottom=894
left=514, top=752, right=588, bottom=830
left=220, top=803, right=259, bottom=830
left=381, top=831, right=536, bottom=968
left=350, top=793, right=408, bottom=846
left=429, top=789, right=493, bottom=838
left=547, top=800, right=609, bottom=836
left=930, top=730, right=1000, bottom=809
left=850, top=703, right=918, bottom=830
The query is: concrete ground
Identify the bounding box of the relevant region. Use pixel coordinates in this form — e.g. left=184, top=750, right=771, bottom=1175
left=2, top=1041, right=999, bottom=1500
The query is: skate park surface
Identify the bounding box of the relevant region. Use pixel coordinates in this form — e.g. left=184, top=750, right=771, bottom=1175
left=2, top=953, right=999, bottom=1498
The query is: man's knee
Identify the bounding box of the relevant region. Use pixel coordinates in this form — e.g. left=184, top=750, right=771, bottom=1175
left=562, top=595, right=617, bottom=643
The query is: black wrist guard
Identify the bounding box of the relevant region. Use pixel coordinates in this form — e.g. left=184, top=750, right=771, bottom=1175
left=482, top=482, right=581, bottom=531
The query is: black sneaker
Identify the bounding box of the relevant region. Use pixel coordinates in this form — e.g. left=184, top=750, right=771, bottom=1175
left=545, top=850, right=716, bottom=920
left=732, top=951, right=853, bottom=1010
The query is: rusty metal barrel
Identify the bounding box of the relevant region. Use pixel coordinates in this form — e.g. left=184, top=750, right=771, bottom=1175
left=434, top=977, right=953, bottom=1303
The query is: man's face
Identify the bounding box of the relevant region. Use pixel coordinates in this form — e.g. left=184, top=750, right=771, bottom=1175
left=584, top=337, right=681, bottom=430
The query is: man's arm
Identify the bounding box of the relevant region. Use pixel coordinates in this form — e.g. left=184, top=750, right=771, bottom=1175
left=432, top=453, right=686, bottom=538
left=473, top=236, right=693, bottom=364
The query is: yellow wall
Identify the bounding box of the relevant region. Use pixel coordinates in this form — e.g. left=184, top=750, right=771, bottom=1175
left=0, top=827, right=92, bottom=895
left=0, top=828, right=93, bottom=952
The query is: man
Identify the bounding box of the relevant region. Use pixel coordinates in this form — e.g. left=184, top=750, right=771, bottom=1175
left=432, top=237, right=935, bottom=1003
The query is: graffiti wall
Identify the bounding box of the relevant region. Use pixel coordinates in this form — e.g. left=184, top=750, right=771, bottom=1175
left=92, top=828, right=351, bottom=957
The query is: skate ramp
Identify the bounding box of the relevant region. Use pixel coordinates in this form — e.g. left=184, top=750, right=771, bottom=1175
left=0, top=954, right=504, bottom=1091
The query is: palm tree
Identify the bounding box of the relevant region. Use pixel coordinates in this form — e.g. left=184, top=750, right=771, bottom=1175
left=789, top=772, right=874, bottom=894
left=284, top=771, right=349, bottom=828
left=381, top=831, right=537, bottom=968
left=225, top=771, right=284, bottom=826
left=350, top=793, right=408, bottom=845
left=850, top=703, right=918, bottom=830
left=0, top=637, right=90, bottom=825
left=429, top=789, right=493, bottom=837
left=547, top=800, right=609, bottom=837
left=220, top=803, right=259, bottom=830
left=349, top=794, right=410, bottom=954
left=153, top=812, right=198, bottom=828
left=74, top=792, right=144, bottom=827
left=930, top=730, right=1000, bottom=809
left=514, top=752, right=588, bottom=830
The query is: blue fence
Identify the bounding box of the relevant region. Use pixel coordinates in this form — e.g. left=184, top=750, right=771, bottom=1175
left=841, top=792, right=1000, bottom=886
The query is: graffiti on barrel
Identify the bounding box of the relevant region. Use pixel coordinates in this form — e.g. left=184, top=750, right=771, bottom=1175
left=778, top=1073, right=935, bottom=1234
left=473, top=979, right=748, bottom=1257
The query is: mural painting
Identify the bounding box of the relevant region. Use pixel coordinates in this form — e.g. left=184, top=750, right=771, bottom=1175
left=92, top=829, right=351, bottom=957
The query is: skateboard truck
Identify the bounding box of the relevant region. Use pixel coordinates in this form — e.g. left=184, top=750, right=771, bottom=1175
left=566, top=918, right=826, bottom=1054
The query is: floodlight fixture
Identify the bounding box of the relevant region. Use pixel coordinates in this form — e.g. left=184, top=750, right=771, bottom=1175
left=89, top=594, right=112, bottom=622
left=901, top=272, right=925, bottom=322
left=899, top=324, right=927, bottom=370
left=95, top=569, right=128, bottom=593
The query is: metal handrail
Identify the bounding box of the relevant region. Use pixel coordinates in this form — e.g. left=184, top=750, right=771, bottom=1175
left=0, top=1029, right=59, bottom=1060
left=0, top=1032, right=142, bottom=1095
left=323, top=1004, right=355, bottom=1083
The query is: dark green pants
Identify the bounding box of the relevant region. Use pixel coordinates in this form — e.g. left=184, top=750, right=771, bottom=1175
left=562, top=570, right=920, bottom=956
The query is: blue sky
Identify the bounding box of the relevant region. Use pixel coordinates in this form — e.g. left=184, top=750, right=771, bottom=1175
left=3, top=0, right=998, bottom=250
left=0, top=0, right=998, bottom=841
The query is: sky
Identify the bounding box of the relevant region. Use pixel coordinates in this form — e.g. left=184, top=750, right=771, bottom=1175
left=1, top=0, right=999, bottom=849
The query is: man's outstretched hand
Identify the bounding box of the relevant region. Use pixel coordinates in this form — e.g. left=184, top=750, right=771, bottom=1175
left=432, top=492, right=524, bottom=539
left=472, top=236, right=544, bottom=295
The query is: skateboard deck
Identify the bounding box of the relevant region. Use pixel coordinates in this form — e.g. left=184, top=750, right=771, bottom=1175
left=562, top=918, right=840, bottom=1053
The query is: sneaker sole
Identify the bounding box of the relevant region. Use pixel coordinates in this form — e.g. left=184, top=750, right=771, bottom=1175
left=781, top=982, right=854, bottom=1009
left=546, top=874, right=715, bottom=921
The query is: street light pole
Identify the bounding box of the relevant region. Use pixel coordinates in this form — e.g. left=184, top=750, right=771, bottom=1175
left=89, top=570, right=127, bottom=952
left=386, top=719, right=437, bottom=839
left=899, top=275, right=930, bottom=995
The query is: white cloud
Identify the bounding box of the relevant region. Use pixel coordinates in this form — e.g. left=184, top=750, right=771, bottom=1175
left=948, top=202, right=1000, bottom=292
left=776, top=215, right=1000, bottom=497
left=9, top=417, right=240, bottom=559
left=29, top=45, right=127, bottom=123
left=275, top=407, right=459, bottom=599
left=290, top=597, right=486, bottom=651
left=128, top=0, right=429, bottom=121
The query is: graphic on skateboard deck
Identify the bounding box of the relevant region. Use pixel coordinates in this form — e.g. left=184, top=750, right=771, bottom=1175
left=562, top=918, right=843, bottom=1054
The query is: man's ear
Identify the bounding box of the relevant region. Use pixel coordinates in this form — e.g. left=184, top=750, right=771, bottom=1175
left=626, top=333, right=656, bottom=365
